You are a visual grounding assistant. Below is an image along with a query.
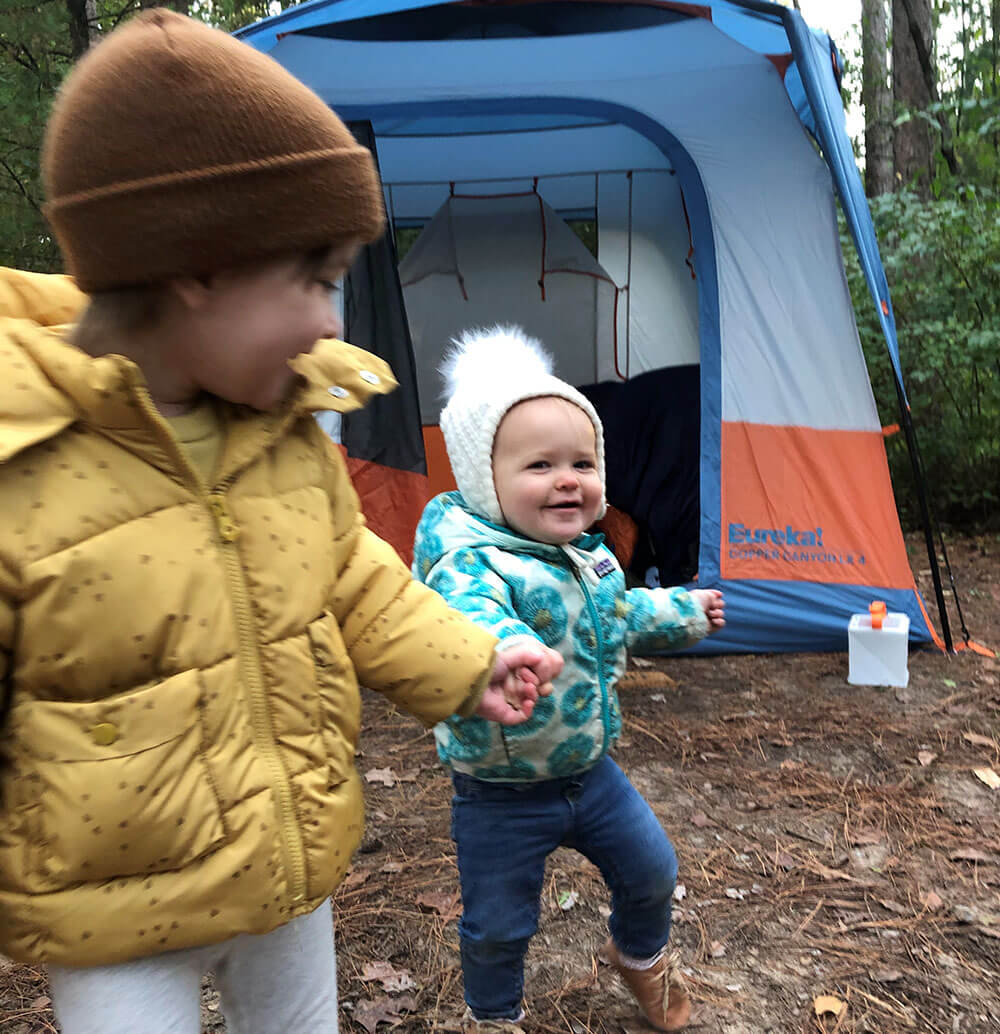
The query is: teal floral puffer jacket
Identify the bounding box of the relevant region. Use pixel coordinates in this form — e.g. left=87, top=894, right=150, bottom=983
left=413, top=492, right=709, bottom=781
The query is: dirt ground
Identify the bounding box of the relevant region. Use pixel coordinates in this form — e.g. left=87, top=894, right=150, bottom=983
left=2, top=533, right=998, bottom=1034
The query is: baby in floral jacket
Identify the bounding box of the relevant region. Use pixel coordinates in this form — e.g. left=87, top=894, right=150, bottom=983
left=413, top=326, right=725, bottom=1032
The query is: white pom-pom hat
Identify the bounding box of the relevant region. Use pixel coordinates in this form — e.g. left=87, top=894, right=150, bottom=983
left=439, top=325, right=606, bottom=526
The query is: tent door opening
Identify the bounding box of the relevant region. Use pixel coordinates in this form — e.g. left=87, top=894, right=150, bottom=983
left=374, top=113, right=705, bottom=586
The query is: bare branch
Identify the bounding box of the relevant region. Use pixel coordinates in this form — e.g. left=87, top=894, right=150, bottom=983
left=0, top=159, right=43, bottom=215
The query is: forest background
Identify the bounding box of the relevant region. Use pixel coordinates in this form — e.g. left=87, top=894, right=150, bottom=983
left=0, top=0, right=997, bottom=532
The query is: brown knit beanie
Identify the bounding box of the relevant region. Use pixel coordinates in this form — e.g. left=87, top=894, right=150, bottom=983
left=42, top=10, right=385, bottom=292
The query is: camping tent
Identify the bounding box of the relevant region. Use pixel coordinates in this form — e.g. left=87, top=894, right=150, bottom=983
left=237, top=0, right=949, bottom=654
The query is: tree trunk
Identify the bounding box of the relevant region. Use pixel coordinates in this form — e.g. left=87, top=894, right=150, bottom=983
left=65, top=0, right=98, bottom=59
left=862, top=0, right=893, bottom=196
left=892, top=0, right=934, bottom=194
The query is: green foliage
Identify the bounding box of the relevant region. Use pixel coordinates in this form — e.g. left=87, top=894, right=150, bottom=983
left=896, top=0, right=1000, bottom=195
left=0, top=0, right=68, bottom=271
left=0, top=0, right=304, bottom=273
left=200, top=0, right=303, bottom=33
left=842, top=187, right=1000, bottom=531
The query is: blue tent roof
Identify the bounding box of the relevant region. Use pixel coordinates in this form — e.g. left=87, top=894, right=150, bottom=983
left=237, top=0, right=908, bottom=405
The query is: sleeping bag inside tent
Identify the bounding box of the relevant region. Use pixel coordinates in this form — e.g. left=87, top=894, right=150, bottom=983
left=238, top=0, right=944, bottom=655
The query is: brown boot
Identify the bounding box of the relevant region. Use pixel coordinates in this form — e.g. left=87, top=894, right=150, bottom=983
left=461, top=1007, right=527, bottom=1034
left=602, top=938, right=691, bottom=1031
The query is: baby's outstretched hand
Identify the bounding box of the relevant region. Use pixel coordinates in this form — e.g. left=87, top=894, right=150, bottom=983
left=515, top=644, right=562, bottom=692
left=477, top=644, right=563, bottom=725
left=690, top=588, right=725, bottom=631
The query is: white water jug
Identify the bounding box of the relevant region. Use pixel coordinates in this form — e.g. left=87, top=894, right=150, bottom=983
left=848, top=602, right=910, bottom=688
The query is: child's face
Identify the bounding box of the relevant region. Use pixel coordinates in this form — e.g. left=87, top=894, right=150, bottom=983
left=172, top=242, right=358, bottom=411
left=492, top=396, right=603, bottom=545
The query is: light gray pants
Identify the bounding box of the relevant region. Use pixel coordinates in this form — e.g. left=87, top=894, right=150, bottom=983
left=47, top=899, right=338, bottom=1034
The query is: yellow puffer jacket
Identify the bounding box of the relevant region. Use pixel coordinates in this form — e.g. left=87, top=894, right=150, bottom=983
left=0, top=269, right=497, bottom=966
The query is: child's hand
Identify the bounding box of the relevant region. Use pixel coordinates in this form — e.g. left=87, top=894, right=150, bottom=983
left=514, top=644, right=562, bottom=696
left=477, top=644, right=563, bottom=725
left=690, top=588, right=725, bottom=631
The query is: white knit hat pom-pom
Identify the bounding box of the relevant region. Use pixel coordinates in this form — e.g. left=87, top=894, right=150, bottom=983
left=440, top=325, right=553, bottom=401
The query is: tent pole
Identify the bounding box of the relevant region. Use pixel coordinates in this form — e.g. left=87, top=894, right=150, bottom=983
left=892, top=379, right=954, bottom=652
left=774, top=2, right=956, bottom=651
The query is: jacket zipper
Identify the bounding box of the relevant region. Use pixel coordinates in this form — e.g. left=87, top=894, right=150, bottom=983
left=131, top=390, right=308, bottom=908
left=571, top=566, right=612, bottom=758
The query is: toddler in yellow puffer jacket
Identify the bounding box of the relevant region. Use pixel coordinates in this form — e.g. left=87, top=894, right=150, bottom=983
left=0, top=12, right=560, bottom=1034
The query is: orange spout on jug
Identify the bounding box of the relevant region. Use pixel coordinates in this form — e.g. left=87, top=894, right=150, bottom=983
left=869, top=600, right=887, bottom=630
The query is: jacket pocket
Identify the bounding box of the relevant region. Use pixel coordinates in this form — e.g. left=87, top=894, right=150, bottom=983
left=306, top=612, right=360, bottom=787
left=7, top=670, right=226, bottom=887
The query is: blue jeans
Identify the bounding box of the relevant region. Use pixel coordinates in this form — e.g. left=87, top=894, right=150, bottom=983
left=451, top=755, right=678, bottom=1020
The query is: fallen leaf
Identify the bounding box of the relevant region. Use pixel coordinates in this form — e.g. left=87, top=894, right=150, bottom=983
left=963, top=732, right=999, bottom=750
left=943, top=678, right=957, bottom=688
left=340, top=869, right=370, bottom=891
left=416, top=890, right=462, bottom=921
left=952, top=905, right=978, bottom=924
left=813, top=994, right=847, bottom=1020
left=631, top=657, right=654, bottom=668
left=776, top=851, right=797, bottom=871
left=917, top=750, right=937, bottom=767
left=949, top=848, right=993, bottom=864
left=364, top=767, right=396, bottom=787
left=920, top=890, right=944, bottom=910
left=395, top=768, right=420, bottom=783
left=360, top=961, right=418, bottom=993
left=691, top=811, right=713, bottom=828
left=973, top=767, right=1000, bottom=789
left=353, top=994, right=417, bottom=1034
left=30, top=996, right=52, bottom=1010
left=381, top=861, right=405, bottom=874
left=879, top=898, right=909, bottom=916
left=873, top=968, right=903, bottom=983
left=709, top=940, right=727, bottom=958
left=724, top=887, right=747, bottom=900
